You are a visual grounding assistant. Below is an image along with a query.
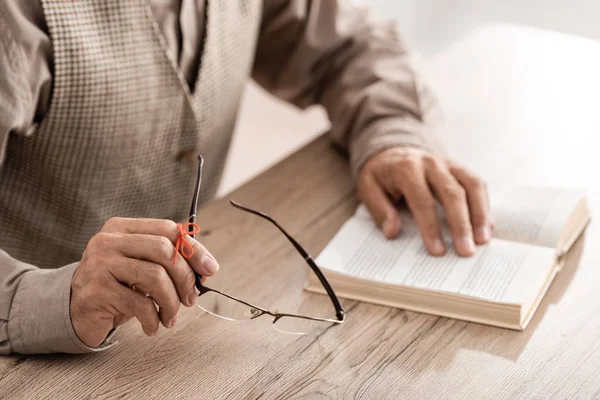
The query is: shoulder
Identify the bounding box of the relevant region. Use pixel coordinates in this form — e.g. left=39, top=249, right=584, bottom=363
left=0, top=0, right=51, bottom=134
left=0, top=0, right=48, bottom=49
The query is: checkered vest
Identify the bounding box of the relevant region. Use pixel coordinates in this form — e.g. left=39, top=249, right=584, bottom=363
left=0, top=0, right=261, bottom=268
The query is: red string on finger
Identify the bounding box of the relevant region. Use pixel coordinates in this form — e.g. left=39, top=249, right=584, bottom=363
left=173, top=222, right=201, bottom=264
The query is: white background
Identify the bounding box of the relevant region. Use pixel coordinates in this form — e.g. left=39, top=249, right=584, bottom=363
left=220, top=0, right=600, bottom=196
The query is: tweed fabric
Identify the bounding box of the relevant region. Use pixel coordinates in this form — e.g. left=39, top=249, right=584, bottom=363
left=0, top=0, right=261, bottom=269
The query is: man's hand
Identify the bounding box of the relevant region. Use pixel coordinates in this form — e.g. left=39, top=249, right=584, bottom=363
left=358, top=147, right=492, bottom=257
left=70, top=218, right=219, bottom=348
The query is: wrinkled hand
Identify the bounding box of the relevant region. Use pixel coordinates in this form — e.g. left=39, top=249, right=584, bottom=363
left=70, top=218, right=219, bottom=348
left=358, top=147, right=492, bottom=257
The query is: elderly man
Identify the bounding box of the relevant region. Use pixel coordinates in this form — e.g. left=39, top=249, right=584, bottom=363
left=0, top=0, right=491, bottom=354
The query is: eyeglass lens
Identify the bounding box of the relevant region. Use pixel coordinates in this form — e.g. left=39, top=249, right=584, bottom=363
left=196, top=291, right=335, bottom=335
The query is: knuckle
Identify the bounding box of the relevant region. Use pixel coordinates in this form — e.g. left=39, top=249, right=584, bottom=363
left=394, top=173, right=416, bottom=192
left=447, top=161, right=462, bottom=174
left=397, top=164, right=426, bottom=190
left=102, top=217, right=122, bottom=231
left=86, top=252, right=108, bottom=269
left=150, top=219, right=178, bottom=239
left=157, top=236, right=175, bottom=260
left=88, top=232, right=114, bottom=251
left=182, top=269, right=196, bottom=291
left=454, top=166, right=487, bottom=192
left=129, top=262, right=143, bottom=283
left=412, top=196, right=436, bottom=212
left=81, top=283, right=104, bottom=302
left=78, top=254, right=113, bottom=286
left=87, top=235, right=102, bottom=251
left=397, top=155, right=420, bottom=173
left=442, top=184, right=466, bottom=202
left=161, top=220, right=179, bottom=234
left=80, top=247, right=97, bottom=264
left=421, top=153, right=439, bottom=169
left=147, top=264, right=170, bottom=286
left=467, top=176, right=485, bottom=191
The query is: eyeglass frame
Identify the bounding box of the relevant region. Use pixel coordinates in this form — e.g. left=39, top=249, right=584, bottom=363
left=186, top=155, right=346, bottom=330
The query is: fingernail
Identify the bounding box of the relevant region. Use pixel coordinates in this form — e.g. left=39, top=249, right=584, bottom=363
left=201, top=254, right=219, bottom=275
left=431, top=239, right=446, bottom=256
left=475, top=226, right=491, bottom=243
left=456, top=236, right=476, bottom=255
left=169, top=316, right=178, bottom=328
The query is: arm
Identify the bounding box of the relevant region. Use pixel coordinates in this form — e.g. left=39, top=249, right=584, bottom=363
left=253, top=0, right=438, bottom=178
left=0, top=46, right=219, bottom=352
left=0, top=0, right=97, bottom=354
left=0, top=1, right=221, bottom=354
left=253, top=0, right=493, bottom=257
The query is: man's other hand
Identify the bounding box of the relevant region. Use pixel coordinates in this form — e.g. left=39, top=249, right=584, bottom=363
left=358, top=147, right=493, bottom=257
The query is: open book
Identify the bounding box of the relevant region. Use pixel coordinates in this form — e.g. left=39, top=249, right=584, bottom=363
left=308, top=187, right=590, bottom=330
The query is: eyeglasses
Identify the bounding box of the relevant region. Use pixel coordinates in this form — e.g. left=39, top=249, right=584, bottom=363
left=186, top=156, right=345, bottom=335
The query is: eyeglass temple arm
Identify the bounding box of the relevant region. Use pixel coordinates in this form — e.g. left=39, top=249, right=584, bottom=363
left=229, top=200, right=345, bottom=321
left=189, top=155, right=203, bottom=226
left=190, top=155, right=204, bottom=288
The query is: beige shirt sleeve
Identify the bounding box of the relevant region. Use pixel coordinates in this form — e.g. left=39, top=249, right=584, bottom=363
left=253, top=0, right=440, bottom=178
left=0, top=254, right=107, bottom=354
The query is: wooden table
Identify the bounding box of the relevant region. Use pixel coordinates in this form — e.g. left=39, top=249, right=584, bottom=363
left=2, top=24, right=600, bottom=399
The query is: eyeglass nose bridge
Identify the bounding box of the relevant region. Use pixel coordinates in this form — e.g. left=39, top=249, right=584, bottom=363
left=246, top=307, right=287, bottom=321
left=252, top=311, right=313, bottom=332
left=245, top=307, right=301, bottom=327
left=245, top=307, right=268, bottom=320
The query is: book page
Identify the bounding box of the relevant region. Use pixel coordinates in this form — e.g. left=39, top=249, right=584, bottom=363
left=491, top=186, right=584, bottom=249
left=316, top=216, right=556, bottom=305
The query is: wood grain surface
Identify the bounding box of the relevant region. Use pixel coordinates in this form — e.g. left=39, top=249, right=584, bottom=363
left=1, top=24, right=600, bottom=400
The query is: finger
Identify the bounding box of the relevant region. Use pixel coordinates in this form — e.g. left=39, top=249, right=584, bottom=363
left=358, top=172, right=401, bottom=239
left=426, top=163, right=475, bottom=256
left=102, top=218, right=220, bottom=277
left=397, top=168, right=446, bottom=256
left=107, top=282, right=160, bottom=337
left=102, top=217, right=181, bottom=237
left=174, top=235, right=220, bottom=278
left=131, top=234, right=216, bottom=305
left=94, top=233, right=213, bottom=306
left=107, top=258, right=180, bottom=328
left=450, top=165, right=492, bottom=244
